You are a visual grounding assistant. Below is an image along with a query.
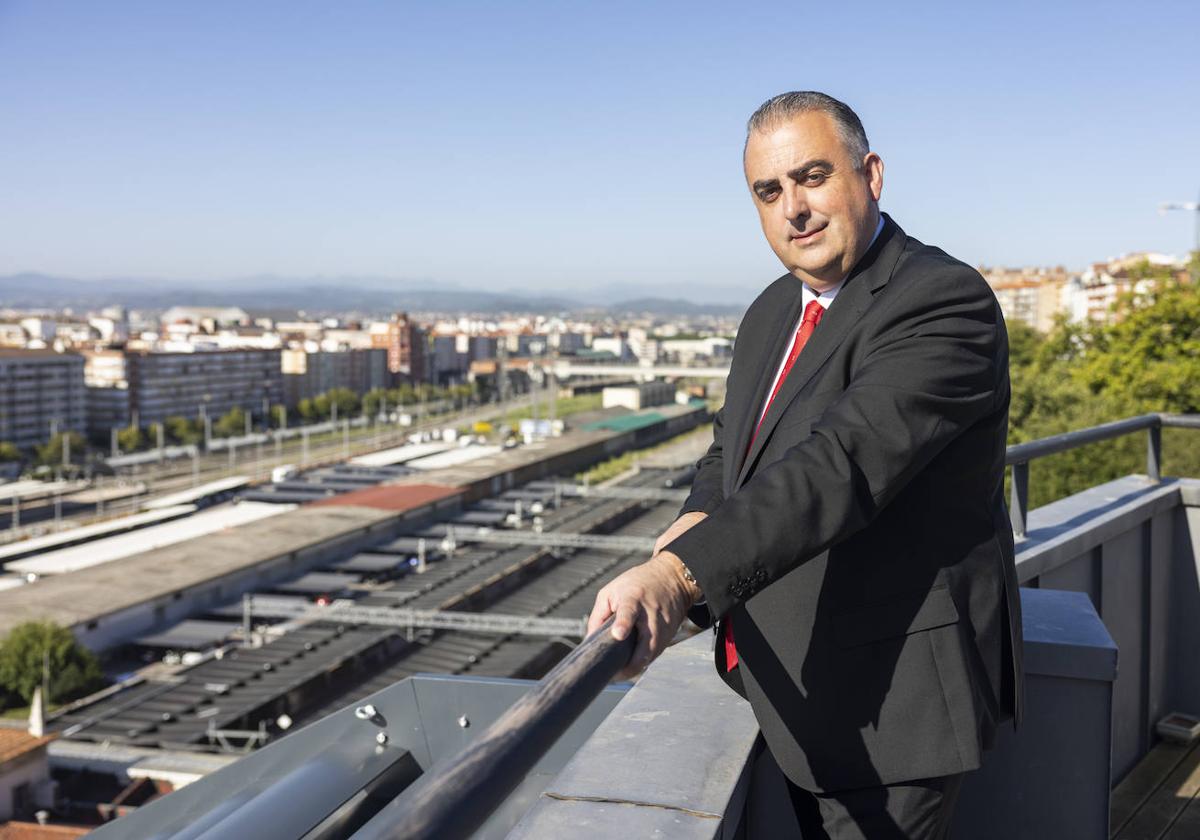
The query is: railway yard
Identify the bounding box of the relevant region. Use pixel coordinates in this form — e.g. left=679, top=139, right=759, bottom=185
left=0, top=401, right=711, bottom=826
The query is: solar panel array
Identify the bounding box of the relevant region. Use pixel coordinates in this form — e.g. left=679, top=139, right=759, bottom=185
left=55, top=468, right=690, bottom=753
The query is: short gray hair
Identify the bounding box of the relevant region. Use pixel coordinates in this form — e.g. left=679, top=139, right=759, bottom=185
left=746, top=91, right=870, bottom=169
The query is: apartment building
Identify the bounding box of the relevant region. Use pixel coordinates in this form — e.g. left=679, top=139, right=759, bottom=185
left=0, top=349, right=86, bottom=447
left=83, top=349, right=283, bottom=434
left=280, top=348, right=389, bottom=407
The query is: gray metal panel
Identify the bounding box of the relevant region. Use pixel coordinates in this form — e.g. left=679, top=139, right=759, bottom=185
left=1020, top=589, right=1117, bottom=681
left=330, top=553, right=404, bottom=573
left=1101, top=527, right=1147, bottom=781
left=1015, top=476, right=1180, bottom=583
left=1037, top=548, right=1099, bottom=606
left=954, top=670, right=1113, bottom=839
left=508, top=799, right=726, bottom=839
left=508, top=634, right=759, bottom=838
left=1168, top=503, right=1200, bottom=715
left=87, top=677, right=429, bottom=839
left=1148, top=509, right=1173, bottom=737
left=133, top=620, right=242, bottom=651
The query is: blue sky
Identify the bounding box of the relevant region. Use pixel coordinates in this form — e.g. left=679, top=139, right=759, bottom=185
left=1, top=0, right=1197, bottom=303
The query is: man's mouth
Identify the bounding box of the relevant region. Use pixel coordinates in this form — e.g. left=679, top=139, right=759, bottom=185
left=790, top=225, right=826, bottom=242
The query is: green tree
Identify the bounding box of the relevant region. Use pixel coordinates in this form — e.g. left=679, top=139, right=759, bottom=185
left=213, top=407, right=247, bottom=438
left=362, top=388, right=389, bottom=419
left=312, top=393, right=332, bottom=420
left=1072, top=277, right=1200, bottom=414
left=1005, top=321, right=1043, bottom=370
left=297, top=398, right=317, bottom=422
left=165, top=415, right=202, bottom=446
left=391, top=383, right=415, bottom=406
left=0, top=442, right=20, bottom=462
left=0, top=621, right=106, bottom=708
left=326, top=387, right=361, bottom=418
left=1006, top=272, right=1200, bottom=508
left=116, top=425, right=143, bottom=453
left=35, top=432, right=86, bottom=468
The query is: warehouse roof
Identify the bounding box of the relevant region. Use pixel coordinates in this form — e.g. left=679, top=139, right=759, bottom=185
left=0, top=504, right=397, bottom=637
left=308, top=483, right=460, bottom=512
left=6, top=502, right=295, bottom=577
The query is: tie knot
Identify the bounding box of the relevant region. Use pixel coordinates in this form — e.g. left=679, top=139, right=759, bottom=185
left=802, top=300, right=825, bottom=326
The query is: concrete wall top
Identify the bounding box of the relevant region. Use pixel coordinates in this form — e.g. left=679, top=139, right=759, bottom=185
left=509, top=633, right=758, bottom=839
left=1019, top=588, right=1118, bottom=681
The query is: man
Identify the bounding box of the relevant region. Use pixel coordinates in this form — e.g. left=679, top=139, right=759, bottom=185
left=586, top=91, right=1022, bottom=839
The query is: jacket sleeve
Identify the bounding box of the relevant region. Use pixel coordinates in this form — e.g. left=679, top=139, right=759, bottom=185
left=666, top=270, right=1005, bottom=621
left=677, top=402, right=727, bottom=517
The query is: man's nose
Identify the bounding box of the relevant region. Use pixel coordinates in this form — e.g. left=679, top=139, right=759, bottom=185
left=782, top=184, right=808, bottom=221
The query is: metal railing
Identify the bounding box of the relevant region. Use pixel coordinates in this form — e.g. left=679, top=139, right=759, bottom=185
left=350, top=616, right=634, bottom=840
left=242, top=595, right=588, bottom=639
left=365, top=412, right=1200, bottom=837
left=1005, top=412, right=1200, bottom=537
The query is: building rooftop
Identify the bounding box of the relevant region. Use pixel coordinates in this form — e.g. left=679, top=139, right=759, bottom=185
left=0, top=348, right=78, bottom=360
left=0, top=503, right=395, bottom=637
left=0, top=728, right=56, bottom=767
left=70, top=414, right=1200, bottom=839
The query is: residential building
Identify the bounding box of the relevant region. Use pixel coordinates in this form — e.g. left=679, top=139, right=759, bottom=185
left=602, top=382, right=676, bottom=411
left=549, top=331, right=586, bottom=354
left=980, top=266, right=1071, bottom=332
left=0, top=324, right=27, bottom=348
left=280, top=348, right=389, bottom=407
left=626, top=328, right=661, bottom=364
left=658, top=336, right=732, bottom=365
left=83, top=349, right=283, bottom=434
left=0, top=349, right=86, bottom=448
left=430, top=335, right=469, bottom=385
left=370, top=313, right=428, bottom=383
left=590, top=336, right=630, bottom=360
left=0, top=728, right=57, bottom=822
left=160, top=306, right=250, bottom=333
left=1062, top=252, right=1183, bottom=325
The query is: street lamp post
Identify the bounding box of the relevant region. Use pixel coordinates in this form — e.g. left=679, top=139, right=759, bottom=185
left=1159, top=189, right=1200, bottom=255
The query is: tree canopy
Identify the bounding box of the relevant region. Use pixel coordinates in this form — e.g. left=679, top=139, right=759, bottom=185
left=1008, top=263, right=1199, bottom=508
left=0, top=620, right=106, bottom=708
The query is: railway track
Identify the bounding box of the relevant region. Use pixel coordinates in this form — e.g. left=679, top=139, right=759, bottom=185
left=54, top=469, right=688, bottom=750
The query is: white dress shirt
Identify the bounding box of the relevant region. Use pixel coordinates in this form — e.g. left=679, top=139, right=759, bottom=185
left=756, top=215, right=886, bottom=427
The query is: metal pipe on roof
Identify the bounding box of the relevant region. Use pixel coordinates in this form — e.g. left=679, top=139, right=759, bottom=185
left=347, top=616, right=634, bottom=840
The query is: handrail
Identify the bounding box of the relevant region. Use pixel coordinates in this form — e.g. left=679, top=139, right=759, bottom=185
left=348, top=615, right=635, bottom=840
left=1005, top=412, right=1199, bottom=537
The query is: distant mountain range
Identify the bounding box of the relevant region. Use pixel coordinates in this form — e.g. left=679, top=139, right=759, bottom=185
left=0, top=273, right=747, bottom=317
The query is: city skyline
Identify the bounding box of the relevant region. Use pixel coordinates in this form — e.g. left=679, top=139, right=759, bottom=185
left=1, top=1, right=1198, bottom=297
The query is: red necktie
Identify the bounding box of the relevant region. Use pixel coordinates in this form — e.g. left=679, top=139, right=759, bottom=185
left=725, top=299, right=825, bottom=671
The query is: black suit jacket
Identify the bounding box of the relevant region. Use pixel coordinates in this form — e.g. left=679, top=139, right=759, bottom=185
left=666, top=214, right=1023, bottom=793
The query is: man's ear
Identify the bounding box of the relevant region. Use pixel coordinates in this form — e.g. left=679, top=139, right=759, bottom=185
left=863, top=152, right=884, bottom=202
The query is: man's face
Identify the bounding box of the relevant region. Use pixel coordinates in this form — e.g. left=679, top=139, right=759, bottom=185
left=743, top=110, right=884, bottom=290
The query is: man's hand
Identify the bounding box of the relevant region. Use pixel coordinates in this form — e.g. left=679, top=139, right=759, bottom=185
left=654, top=511, right=708, bottom=556
left=586, top=550, right=703, bottom=681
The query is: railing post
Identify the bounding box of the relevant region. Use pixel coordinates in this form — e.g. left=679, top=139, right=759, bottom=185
left=1010, top=462, right=1029, bottom=538
left=1147, top=424, right=1162, bottom=482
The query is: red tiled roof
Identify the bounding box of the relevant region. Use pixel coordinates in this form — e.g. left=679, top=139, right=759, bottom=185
left=0, top=822, right=92, bottom=839
left=0, top=729, right=55, bottom=766
left=308, top=483, right=461, bottom=512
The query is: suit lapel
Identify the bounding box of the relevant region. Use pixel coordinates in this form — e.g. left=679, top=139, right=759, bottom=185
left=734, top=215, right=906, bottom=490
left=726, top=283, right=804, bottom=485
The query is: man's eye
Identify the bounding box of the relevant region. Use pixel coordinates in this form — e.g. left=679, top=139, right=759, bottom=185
left=758, top=189, right=779, bottom=202
left=805, top=172, right=827, bottom=185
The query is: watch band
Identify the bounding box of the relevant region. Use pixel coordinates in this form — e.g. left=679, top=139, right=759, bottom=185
left=678, top=557, right=698, bottom=587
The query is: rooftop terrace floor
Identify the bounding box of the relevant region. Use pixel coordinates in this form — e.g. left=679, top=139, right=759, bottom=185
left=1111, top=737, right=1200, bottom=839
